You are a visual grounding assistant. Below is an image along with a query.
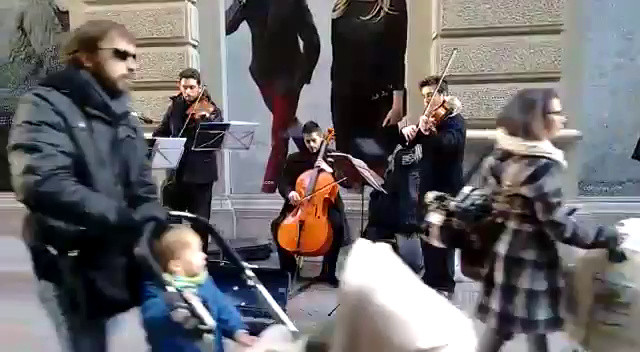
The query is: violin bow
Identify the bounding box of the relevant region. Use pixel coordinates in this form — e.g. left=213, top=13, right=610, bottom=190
left=177, top=84, right=208, bottom=137
left=421, top=48, right=459, bottom=133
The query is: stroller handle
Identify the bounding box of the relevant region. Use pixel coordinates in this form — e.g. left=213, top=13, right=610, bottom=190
left=141, top=211, right=299, bottom=334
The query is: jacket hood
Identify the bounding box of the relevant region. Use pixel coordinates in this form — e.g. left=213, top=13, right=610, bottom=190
left=40, top=65, right=131, bottom=123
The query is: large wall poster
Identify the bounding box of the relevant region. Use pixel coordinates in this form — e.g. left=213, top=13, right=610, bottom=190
left=225, top=0, right=333, bottom=194
left=224, top=0, right=408, bottom=195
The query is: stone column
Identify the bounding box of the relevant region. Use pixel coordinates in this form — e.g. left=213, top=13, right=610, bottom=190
left=81, top=0, right=200, bottom=123
left=405, top=0, right=435, bottom=123
left=561, top=0, right=640, bottom=230
left=566, top=0, right=640, bottom=198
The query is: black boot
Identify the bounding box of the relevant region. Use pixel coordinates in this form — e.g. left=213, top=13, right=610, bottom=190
left=316, top=261, right=339, bottom=288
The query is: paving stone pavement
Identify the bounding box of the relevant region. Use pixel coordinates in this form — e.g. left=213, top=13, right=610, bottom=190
left=0, top=236, right=582, bottom=351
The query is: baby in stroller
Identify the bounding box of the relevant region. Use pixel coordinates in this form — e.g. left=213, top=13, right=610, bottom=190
left=140, top=224, right=258, bottom=351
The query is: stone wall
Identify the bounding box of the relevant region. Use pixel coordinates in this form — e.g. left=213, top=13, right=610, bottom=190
left=565, top=0, right=640, bottom=197
left=82, top=0, right=200, bottom=122
left=435, top=0, right=564, bottom=128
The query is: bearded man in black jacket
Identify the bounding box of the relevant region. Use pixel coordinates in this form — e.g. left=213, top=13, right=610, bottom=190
left=8, top=20, right=166, bottom=352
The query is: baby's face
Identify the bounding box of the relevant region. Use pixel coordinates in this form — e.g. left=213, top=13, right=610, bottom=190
left=172, top=237, right=207, bottom=277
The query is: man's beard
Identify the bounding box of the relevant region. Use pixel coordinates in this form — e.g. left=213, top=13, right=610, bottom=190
left=183, top=92, right=199, bottom=103
left=90, top=63, right=130, bottom=98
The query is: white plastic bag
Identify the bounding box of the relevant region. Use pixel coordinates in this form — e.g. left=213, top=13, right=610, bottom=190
left=331, top=238, right=477, bottom=352
left=564, top=218, right=640, bottom=352
left=227, top=324, right=307, bottom=352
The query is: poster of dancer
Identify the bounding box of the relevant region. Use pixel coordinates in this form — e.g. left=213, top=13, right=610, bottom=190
left=224, top=0, right=407, bottom=193
left=0, top=0, right=69, bottom=191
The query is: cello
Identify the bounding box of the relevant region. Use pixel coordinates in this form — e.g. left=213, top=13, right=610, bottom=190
left=277, top=129, right=340, bottom=257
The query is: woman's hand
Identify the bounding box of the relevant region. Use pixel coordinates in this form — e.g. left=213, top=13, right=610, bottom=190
left=382, top=106, right=404, bottom=127
left=382, top=91, right=405, bottom=127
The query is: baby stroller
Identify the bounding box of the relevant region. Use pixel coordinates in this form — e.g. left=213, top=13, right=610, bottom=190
left=136, top=210, right=299, bottom=342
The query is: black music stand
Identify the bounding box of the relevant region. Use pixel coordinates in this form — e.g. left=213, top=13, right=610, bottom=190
left=192, top=121, right=258, bottom=151
left=189, top=121, right=259, bottom=245
left=149, top=137, right=187, bottom=170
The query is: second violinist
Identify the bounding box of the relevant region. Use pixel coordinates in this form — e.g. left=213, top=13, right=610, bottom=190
left=367, top=75, right=466, bottom=298
left=408, top=76, right=466, bottom=298
left=153, top=68, right=222, bottom=239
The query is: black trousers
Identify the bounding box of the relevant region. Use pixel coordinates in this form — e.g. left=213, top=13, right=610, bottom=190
left=163, top=181, right=213, bottom=248
left=477, top=328, right=548, bottom=352
left=422, top=240, right=456, bottom=293
left=271, top=207, right=344, bottom=278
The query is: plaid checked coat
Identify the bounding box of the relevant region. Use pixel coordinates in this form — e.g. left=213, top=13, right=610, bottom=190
left=474, top=145, right=618, bottom=335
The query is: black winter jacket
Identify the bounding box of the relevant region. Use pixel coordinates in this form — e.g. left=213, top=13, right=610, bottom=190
left=8, top=66, right=166, bottom=319
left=152, top=92, right=222, bottom=184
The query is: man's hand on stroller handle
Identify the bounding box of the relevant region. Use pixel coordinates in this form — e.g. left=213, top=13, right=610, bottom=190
left=164, top=291, right=212, bottom=336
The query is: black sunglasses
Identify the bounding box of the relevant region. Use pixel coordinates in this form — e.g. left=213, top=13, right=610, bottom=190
left=99, top=47, right=136, bottom=61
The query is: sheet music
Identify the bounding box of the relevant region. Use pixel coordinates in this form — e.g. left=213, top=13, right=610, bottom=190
left=151, top=137, right=186, bottom=169
left=227, top=121, right=259, bottom=126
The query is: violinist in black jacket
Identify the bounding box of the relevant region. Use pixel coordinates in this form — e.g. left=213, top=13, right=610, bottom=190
left=226, top=0, right=321, bottom=193
left=367, top=76, right=465, bottom=298
left=270, top=121, right=351, bottom=287
left=153, top=68, right=222, bottom=232
left=400, top=76, right=465, bottom=298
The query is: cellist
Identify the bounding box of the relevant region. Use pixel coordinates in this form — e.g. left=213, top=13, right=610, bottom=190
left=271, top=121, right=351, bottom=287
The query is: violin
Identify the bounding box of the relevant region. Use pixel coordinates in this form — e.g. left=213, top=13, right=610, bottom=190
left=277, top=129, right=339, bottom=257
left=176, top=85, right=218, bottom=137
left=419, top=48, right=459, bottom=134
left=420, top=96, right=461, bottom=133
left=186, top=91, right=216, bottom=120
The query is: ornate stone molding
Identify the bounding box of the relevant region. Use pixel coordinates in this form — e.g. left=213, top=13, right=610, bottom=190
left=440, top=23, right=564, bottom=39
left=445, top=72, right=561, bottom=85
left=466, top=128, right=582, bottom=144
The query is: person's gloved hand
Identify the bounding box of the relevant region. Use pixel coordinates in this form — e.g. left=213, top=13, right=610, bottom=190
left=133, top=203, right=168, bottom=227
left=602, top=227, right=627, bottom=263
left=164, top=291, right=206, bottom=338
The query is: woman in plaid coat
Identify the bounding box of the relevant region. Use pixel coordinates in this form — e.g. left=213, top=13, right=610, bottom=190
left=474, top=89, right=624, bottom=352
